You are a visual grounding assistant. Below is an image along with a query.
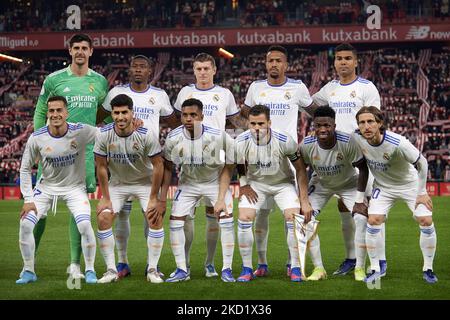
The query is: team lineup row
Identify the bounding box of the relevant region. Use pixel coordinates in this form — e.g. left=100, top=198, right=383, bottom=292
left=15, top=33, right=437, bottom=285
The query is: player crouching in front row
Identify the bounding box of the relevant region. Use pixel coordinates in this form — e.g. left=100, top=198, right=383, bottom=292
left=215, top=105, right=314, bottom=282
left=94, top=94, right=166, bottom=284
left=353, top=106, right=438, bottom=284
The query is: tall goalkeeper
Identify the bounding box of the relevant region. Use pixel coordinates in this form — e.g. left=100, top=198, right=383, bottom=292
left=32, top=33, right=108, bottom=279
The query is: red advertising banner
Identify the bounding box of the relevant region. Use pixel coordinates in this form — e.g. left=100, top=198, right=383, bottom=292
left=426, top=182, right=439, bottom=196
left=3, top=186, right=21, bottom=200
left=440, top=182, right=450, bottom=196
left=1, top=23, right=449, bottom=51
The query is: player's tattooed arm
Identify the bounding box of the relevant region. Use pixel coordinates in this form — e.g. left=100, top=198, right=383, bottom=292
left=414, top=154, right=433, bottom=211
left=161, top=112, right=181, bottom=129
left=354, top=158, right=369, bottom=193
left=303, top=102, right=319, bottom=118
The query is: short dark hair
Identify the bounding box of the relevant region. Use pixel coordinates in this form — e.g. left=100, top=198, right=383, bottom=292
left=69, top=33, right=93, bottom=48
left=335, top=43, right=357, bottom=57
left=313, top=105, right=336, bottom=119
left=47, top=96, right=67, bottom=107
left=131, top=55, right=154, bottom=68
left=111, top=94, right=133, bottom=110
left=356, top=106, right=385, bottom=131
left=267, top=45, right=288, bottom=57
left=181, top=98, right=203, bottom=112
left=194, top=53, right=216, bottom=68
left=249, top=104, right=270, bottom=120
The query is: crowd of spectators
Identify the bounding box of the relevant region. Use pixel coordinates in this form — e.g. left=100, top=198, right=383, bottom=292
left=1, top=0, right=449, bottom=32
left=0, top=47, right=448, bottom=184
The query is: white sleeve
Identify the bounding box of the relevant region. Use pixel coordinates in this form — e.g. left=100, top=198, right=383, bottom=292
left=163, top=137, right=174, bottom=162
left=173, top=87, right=187, bottom=112
left=226, top=90, right=240, bottom=117
left=81, top=124, right=99, bottom=144
left=93, top=133, right=107, bottom=157
left=283, top=134, right=300, bottom=161
left=244, top=82, right=255, bottom=107
left=20, top=136, right=39, bottom=203
left=363, top=82, right=381, bottom=109
left=147, top=133, right=162, bottom=157
left=297, top=83, right=313, bottom=108
left=102, top=88, right=116, bottom=113
left=399, top=137, right=421, bottom=165
left=299, top=143, right=311, bottom=165
left=223, top=132, right=236, bottom=164
left=235, top=139, right=246, bottom=165
left=312, top=84, right=330, bottom=106
left=348, top=136, right=365, bottom=165
left=160, top=91, right=175, bottom=117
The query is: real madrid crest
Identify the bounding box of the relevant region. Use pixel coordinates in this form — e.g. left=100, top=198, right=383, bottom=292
left=132, top=142, right=139, bottom=151
left=336, top=152, right=343, bottom=161
left=383, top=153, right=390, bottom=161
left=70, top=140, right=78, bottom=150
left=284, top=91, right=291, bottom=100
left=89, top=84, right=94, bottom=93
left=350, top=90, right=356, bottom=98
left=149, top=97, right=155, bottom=105
left=213, top=94, right=220, bottom=102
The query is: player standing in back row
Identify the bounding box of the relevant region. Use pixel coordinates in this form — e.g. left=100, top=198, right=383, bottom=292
left=172, top=53, right=247, bottom=278
left=312, top=43, right=385, bottom=278
left=32, top=33, right=108, bottom=280
left=242, top=45, right=315, bottom=277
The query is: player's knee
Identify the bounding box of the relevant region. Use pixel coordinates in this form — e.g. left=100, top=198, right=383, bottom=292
left=76, top=220, right=93, bottom=235
left=20, top=218, right=35, bottom=234
left=337, top=198, right=349, bottom=212
left=416, top=216, right=433, bottom=227
left=97, top=212, right=113, bottom=230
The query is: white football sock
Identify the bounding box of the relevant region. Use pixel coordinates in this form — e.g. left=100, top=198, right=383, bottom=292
left=339, top=211, right=356, bottom=259
left=353, top=214, right=368, bottom=268
left=420, top=224, right=436, bottom=271
left=205, top=214, right=219, bottom=266
left=308, top=235, right=323, bottom=268
left=147, top=228, right=164, bottom=270
left=75, top=217, right=96, bottom=272
left=184, top=216, right=194, bottom=268
left=379, top=223, right=386, bottom=261
left=97, top=228, right=116, bottom=272
left=170, top=219, right=187, bottom=272
left=20, top=214, right=37, bottom=273
left=286, top=221, right=300, bottom=269
left=115, top=202, right=131, bottom=264
left=254, top=209, right=270, bottom=265
left=238, top=220, right=253, bottom=269
left=365, top=224, right=382, bottom=272
left=219, top=216, right=235, bottom=270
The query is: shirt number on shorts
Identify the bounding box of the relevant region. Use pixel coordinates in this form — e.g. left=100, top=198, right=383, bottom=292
left=174, top=189, right=182, bottom=201
left=371, top=188, right=381, bottom=199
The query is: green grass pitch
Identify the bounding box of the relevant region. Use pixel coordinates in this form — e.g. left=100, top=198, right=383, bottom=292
left=1, top=197, right=449, bottom=300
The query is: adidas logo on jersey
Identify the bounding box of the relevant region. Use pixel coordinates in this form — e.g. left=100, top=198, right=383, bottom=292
left=63, top=87, right=71, bottom=93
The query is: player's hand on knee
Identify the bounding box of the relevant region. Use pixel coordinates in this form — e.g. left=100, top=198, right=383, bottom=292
left=97, top=199, right=113, bottom=216
left=416, top=194, right=433, bottom=211
left=352, top=202, right=368, bottom=217
left=300, top=201, right=314, bottom=224
left=239, top=185, right=258, bottom=204
left=214, top=200, right=226, bottom=220
left=20, top=202, right=37, bottom=220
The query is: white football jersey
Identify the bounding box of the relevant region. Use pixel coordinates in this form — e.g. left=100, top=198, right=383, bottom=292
left=174, top=84, right=239, bottom=131
left=300, top=131, right=363, bottom=191
left=235, top=129, right=299, bottom=186
left=94, top=124, right=161, bottom=186
left=163, top=124, right=235, bottom=184
left=352, top=130, right=421, bottom=190
left=20, top=123, right=98, bottom=202
left=244, top=78, right=313, bottom=143
left=102, top=84, right=174, bottom=139
left=313, top=77, right=380, bottom=133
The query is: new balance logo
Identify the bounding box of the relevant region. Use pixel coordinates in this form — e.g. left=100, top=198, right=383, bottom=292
left=63, top=87, right=71, bottom=93
left=405, top=26, right=430, bottom=40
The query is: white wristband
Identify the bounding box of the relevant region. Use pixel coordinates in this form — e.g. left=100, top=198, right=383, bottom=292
left=355, top=191, right=365, bottom=203
left=239, top=176, right=248, bottom=186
